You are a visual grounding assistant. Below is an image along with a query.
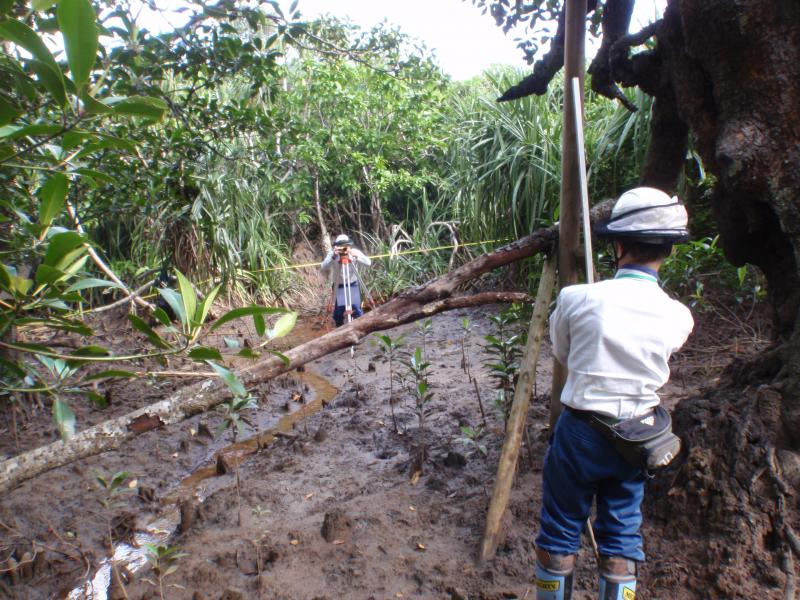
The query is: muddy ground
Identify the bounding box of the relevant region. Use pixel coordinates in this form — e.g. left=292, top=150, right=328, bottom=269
left=0, top=302, right=773, bottom=599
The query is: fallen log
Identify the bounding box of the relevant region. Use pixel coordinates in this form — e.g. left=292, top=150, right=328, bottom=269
left=0, top=203, right=612, bottom=493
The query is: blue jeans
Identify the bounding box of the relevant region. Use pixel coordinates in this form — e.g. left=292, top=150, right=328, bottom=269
left=332, top=299, right=362, bottom=326
left=536, top=408, right=647, bottom=561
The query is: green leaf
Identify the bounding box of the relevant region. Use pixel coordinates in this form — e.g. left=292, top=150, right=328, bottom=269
left=210, top=306, right=287, bottom=331
left=109, top=96, right=168, bottom=120
left=33, top=0, right=58, bottom=9
left=0, top=263, right=12, bottom=291
left=71, top=168, right=115, bottom=186
left=152, top=307, right=172, bottom=327
left=43, top=231, right=84, bottom=267
left=34, top=263, right=65, bottom=286
left=174, top=270, right=196, bottom=328
left=9, top=275, right=32, bottom=296
left=0, top=97, right=21, bottom=127
left=81, top=389, right=107, bottom=408
left=53, top=398, right=76, bottom=441
left=188, top=347, right=223, bottom=361
left=0, top=0, right=14, bottom=15
left=237, top=348, right=261, bottom=360
left=268, top=311, right=297, bottom=340
left=0, top=19, right=66, bottom=105
left=267, top=349, right=290, bottom=366
left=157, top=288, right=187, bottom=328
left=27, top=58, right=68, bottom=105
left=57, top=0, right=98, bottom=90
left=0, top=123, right=62, bottom=140
left=207, top=361, right=246, bottom=397
left=65, top=277, right=121, bottom=292
left=195, top=284, right=220, bottom=326
left=253, top=313, right=265, bottom=337
left=79, top=89, right=112, bottom=114
left=128, top=314, right=172, bottom=350
left=38, top=173, right=68, bottom=227
left=82, top=369, right=137, bottom=381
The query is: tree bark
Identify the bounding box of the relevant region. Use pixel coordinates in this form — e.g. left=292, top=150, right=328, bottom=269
left=0, top=203, right=614, bottom=493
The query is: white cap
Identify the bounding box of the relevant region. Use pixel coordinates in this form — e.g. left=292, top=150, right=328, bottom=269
left=333, top=234, right=353, bottom=246
left=594, top=187, right=689, bottom=243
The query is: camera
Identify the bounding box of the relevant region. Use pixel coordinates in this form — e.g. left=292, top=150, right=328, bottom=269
left=336, top=246, right=350, bottom=256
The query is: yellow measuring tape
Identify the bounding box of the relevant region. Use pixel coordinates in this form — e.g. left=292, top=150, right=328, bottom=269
left=247, top=238, right=505, bottom=274
left=68, top=238, right=508, bottom=313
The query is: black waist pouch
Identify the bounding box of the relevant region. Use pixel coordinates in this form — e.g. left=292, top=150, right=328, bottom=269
left=572, top=406, right=681, bottom=471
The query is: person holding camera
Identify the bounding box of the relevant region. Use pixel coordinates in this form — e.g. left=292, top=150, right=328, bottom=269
left=534, top=188, right=694, bottom=600
left=320, top=234, right=371, bottom=327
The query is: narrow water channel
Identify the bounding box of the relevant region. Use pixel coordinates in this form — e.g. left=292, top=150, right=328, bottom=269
left=68, top=367, right=338, bottom=600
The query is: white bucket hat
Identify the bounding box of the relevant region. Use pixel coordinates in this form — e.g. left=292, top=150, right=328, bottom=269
left=333, top=234, right=353, bottom=247
left=594, top=187, right=689, bottom=244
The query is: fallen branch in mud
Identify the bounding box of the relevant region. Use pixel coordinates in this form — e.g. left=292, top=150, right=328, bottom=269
left=0, top=202, right=613, bottom=493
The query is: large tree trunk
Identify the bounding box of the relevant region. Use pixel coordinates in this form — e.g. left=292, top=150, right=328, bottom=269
left=642, top=2, right=800, bottom=596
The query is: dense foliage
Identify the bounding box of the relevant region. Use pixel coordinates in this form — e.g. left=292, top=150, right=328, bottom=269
left=1, top=0, right=745, bottom=437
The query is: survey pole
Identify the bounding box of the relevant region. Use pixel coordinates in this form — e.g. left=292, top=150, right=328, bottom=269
left=550, top=0, right=587, bottom=428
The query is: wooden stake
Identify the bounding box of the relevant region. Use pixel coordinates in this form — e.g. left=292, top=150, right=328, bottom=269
left=478, top=254, right=557, bottom=563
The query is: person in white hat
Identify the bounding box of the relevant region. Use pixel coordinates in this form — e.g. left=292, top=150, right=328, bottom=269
left=320, top=234, right=371, bottom=326
left=533, top=187, right=695, bottom=600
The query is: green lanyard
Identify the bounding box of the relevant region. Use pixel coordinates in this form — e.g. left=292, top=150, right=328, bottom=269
left=614, top=272, right=658, bottom=284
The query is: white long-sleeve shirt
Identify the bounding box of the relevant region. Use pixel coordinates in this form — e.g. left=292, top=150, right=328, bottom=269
left=320, top=248, right=371, bottom=286
left=550, top=266, right=694, bottom=419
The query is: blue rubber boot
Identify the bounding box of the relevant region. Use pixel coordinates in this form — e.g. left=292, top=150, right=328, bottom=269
left=598, top=556, right=637, bottom=600
left=534, top=548, right=574, bottom=600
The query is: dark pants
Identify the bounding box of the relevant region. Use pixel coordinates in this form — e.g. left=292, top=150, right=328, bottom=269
left=332, top=295, right=363, bottom=327
left=536, top=408, right=647, bottom=561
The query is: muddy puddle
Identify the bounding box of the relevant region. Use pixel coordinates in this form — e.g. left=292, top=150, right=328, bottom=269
left=68, top=368, right=337, bottom=600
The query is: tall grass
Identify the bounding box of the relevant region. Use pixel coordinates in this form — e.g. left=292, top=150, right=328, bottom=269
left=445, top=68, right=653, bottom=246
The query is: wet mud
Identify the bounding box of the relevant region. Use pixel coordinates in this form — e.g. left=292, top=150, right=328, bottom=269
left=0, top=306, right=763, bottom=599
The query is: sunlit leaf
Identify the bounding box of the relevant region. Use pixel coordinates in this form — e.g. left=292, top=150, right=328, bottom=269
left=58, top=0, right=98, bottom=90
left=174, top=270, right=196, bottom=328
left=53, top=398, right=76, bottom=441
left=32, top=0, right=58, bottom=9
left=210, top=306, right=287, bottom=331
left=268, top=311, right=297, bottom=340
left=195, top=284, right=220, bottom=326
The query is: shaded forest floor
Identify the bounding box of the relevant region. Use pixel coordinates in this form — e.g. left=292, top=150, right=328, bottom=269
left=0, top=298, right=775, bottom=599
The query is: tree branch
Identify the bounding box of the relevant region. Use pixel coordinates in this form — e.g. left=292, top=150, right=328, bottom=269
left=0, top=202, right=615, bottom=492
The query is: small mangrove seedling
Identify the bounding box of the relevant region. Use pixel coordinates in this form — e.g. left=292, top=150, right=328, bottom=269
left=143, top=543, right=188, bottom=600
left=95, top=470, right=136, bottom=597
left=211, top=363, right=256, bottom=526
left=456, top=425, right=488, bottom=457
left=404, top=347, right=433, bottom=473
left=460, top=317, right=472, bottom=378
left=483, top=307, right=526, bottom=425
left=375, top=333, right=406, bottom=432
left=418, top=318, right=433, bottom=357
